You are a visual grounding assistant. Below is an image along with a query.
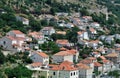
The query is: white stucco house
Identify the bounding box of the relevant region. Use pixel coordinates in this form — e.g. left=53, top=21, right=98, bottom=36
left=56, top=39, right=70, bottom=47
left=49, top=61, right=79, bottom=78
left=6, top=30, right=25, bottom=38
left=16, top=16, right=29, bottom=25
left=28, top=31, right=45, bottom=44
left=0, top=30, right=27, bottom=52
left=40, top=27, right=55, bottom=36
left=76, top=63, right=93, bottom=78
left=30, top=51, right=49, bottom=65
left=52, top=51, right=74, bottom=63
left=77, top=31, right=89, bottom=41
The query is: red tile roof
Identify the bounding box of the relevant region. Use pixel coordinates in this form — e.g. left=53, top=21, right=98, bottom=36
left=94, top=62, right=102, bottom=67
left=102, top=59, right=110, bottom=64
left=56, top=39, right=69, bottom=45
left=76, top=63, right=91, bottom=69
left=54, top=51, right=73, bottom=56
left=12, top=30, right=24, bottom=34
left=50, top=61, right=77, bottom=71
left=99, top=56, right=106, bottom=60
left=36, top=52, right=48, bottom=58
left=80, top=59, right=93, bottom=64
left=105, top=52, right=118, bottom=58
left=31, top=62, right=43, bottom=67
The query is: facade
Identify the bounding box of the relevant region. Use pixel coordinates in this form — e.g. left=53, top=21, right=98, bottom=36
left=28, top=31, right=45, bottom=44
left=40, top=27, right=55, bottom=36
left=30, top=51, right=49, bottom=65
left=77, top=31, right=89, bottom=41
left=76, top=63, right=93, bottom=78
left=0, top=30, right=27, bottom=52
left=49, top=61, right=79, bottom=78
left=16, top=16, right=29, bottom=25
left=56, top=39, right=70, bottom=47
left=52, top=51, right=73, bottom=63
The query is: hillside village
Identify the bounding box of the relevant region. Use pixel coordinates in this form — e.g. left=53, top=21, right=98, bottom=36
left=0, top=11, right=120, bottom=78
left=0, top=0, right=120, bottom=78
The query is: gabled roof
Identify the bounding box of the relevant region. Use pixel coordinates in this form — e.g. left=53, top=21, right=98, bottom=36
left=6, top=36, right=25, bottom=41
left=89, top=28, right=96, bottom=32
left=11, top=30, right=24, bottom=34
left=79, top=59, right=93, bottom=64
left=31, top=62, right=43, bottom=67
left=56, top=31, right=66, bottom=35
left=102, top=59, right=110, bottom=64
left=76, top=63, right=91, bottom=70
left=56, top=39, right=69, bottom=45
left=105, top=52, right=118, bottom=58
left=49, top=61, right=77, bottom=71
left=54, top=51, right=73, bottom=56
left=94, top=62, right=102, bottom=67
left=54, top=49, right=77, bottom=56
left=36, top=52, right=48, bottom=58
left=99, top=56, right=106, bottom=60
left=42, top=27, right=54, bottom=30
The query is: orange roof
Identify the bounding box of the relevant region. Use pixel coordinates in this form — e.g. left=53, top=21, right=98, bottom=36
left=6, top=36, right=25, bottom=41
left=76, top=63, right=91, bottom=69
left=60, top=61, right=73, bottom=66
left=36, top=52, right=48, bottom=58
left=54, top=51, right=73, bottom=56
left=7, top=36, right=15, bottom=40
left=31, top=62, right=43, bottom=67
left=116, top=48, right=120, bottom=51
left=12, top=30, right=24, bottom=34
left=102, top=59, right=110, bottom=64
left=67, top=49, right=77, bottom=55
left=60, top=47, right=68, bottom=51
left=89, top=28, right=96, bottom=32
left=56, top=31, right=66, bottom=35
left=42, top=27, right=54, bottom=30
left=93, top=52, right=99, bottom=55
left=94, top=62, right=102, bottom=67
left=50, top=61, right=77, bottom=71
left=99, top=56, right=106, bottom=60
left=80, top=59, right=93, bottom=64
left=12, top=43, right=19, bottom=46
left=77, top=31, right=84, bottom=35
left=56, top=39, right=69, bottom=45
left=89, top=40, right=100, bottom=43
left=105, top=52, right=118, bottom=58
left=87, top=57, right=96, bottom=60
left=82, top=16, right=92, bottom=19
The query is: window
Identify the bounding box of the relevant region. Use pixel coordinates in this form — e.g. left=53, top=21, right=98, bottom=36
left=3, top=41, right=6, bottom=45
left=74, top=72, right=75, bottom=75
left=53, top=72, right=55, bottom=75
left=71, top=73, right=72, bottom=76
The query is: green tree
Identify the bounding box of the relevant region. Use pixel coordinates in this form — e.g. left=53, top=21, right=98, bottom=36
left=40, top=41, right=60, bottom=53
left=108, top=70, right=120, bottom=78
left=5, top=65, right=33, bottom=78
left=51, top=33, right=66, bottom=41
left=0, top=49, right=5, bottom=64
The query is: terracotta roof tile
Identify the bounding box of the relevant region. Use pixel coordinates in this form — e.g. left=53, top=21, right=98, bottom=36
left=102, top=59, right=110, bottom=64
left=31, top=62, right=43, bottom=67
left=94, top=62, right=102, bottom=67
left=12, top=30, right=24, bottom=34
left=49, top=61, right=77, bottom=71
left=56, top=39, right=69, bottom=45
left=54, top=51, right=73, bottom=56
left=99, top=56, right=106, bottom=60
left=105, top=52, right=118, bottom=57
left=76, top=63, right=91, bottom=69
left=36, top=52, right=48, bottom=58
